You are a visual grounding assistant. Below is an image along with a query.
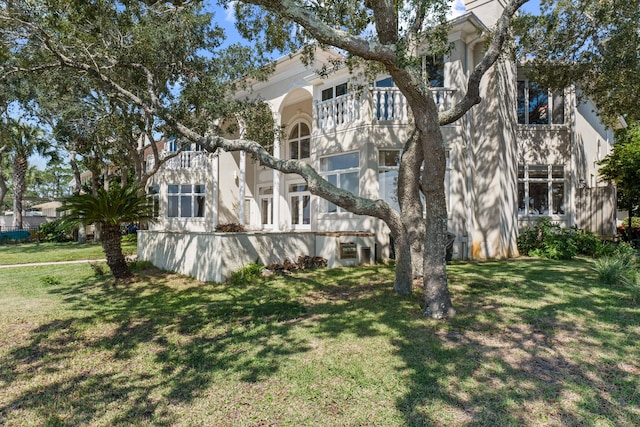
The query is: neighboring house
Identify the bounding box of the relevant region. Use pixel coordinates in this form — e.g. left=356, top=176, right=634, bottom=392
left=139, top=0, right=617, bottom=281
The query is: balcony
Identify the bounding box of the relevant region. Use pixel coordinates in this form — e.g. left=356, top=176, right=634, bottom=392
left=313, top=87, right=456, bottom=132
left=146, top=150, right=209, bottom=172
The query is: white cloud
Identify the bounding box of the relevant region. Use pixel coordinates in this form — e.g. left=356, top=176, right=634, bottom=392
left=448, top=0, right=467, bottom=19
left=224, top=1, right=237, bottom=23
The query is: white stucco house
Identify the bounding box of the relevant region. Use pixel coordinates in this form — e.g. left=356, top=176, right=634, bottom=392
left=138, top=0, right=617, bottom=282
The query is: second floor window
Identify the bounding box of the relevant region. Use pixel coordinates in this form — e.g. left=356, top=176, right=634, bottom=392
left=321, top=82, right=348, bottom=101
left=168, top=184, right=205, bottom=218
left=320, top=152, right=360, bottom=213
left=517, top=80, right=565, bottom=125
left=424, top=55, right=445, bottom=88
left=288, top=122, right=310, bottom=160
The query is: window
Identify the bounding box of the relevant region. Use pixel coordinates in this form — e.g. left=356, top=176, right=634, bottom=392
left=320, top=152, right=360, bottom=213
left=321, top=82, right=348, bottom=101
left=259, top=186, right=273, bottom=227
left=168, top=184, right=205, bottom=218
left=147, top=185, right=160, bottom=219
left=288, top=122, right=310, bottom=160
left=424, top=55, right=445, bottom=87
left=289, top=183, right=310, bottom=226
left=378, top=149, right=400, bottom=211
left=517, top=80, right=565, bottom=125
left=518, top=165, right=565, bottom=216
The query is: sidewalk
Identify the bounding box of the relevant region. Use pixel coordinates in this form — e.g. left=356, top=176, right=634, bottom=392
left=0, top=259, right=107, bottom=269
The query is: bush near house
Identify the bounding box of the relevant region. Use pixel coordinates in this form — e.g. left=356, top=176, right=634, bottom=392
left=37, top=219, right=73, bottom=243
left=518, top=218, right=605, bottom=260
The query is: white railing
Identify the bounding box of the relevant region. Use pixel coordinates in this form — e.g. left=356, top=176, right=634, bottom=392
left=313, top=87, right=457, bottom=132
left=146, top=150, right=209, bottom=172
left=314, top=92, right=362, bottom=130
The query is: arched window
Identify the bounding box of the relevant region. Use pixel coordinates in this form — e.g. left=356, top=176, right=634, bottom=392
left=288, top=122, right=310, bottom=160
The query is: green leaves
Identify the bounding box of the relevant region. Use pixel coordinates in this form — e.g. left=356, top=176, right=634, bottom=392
left=514, top=0, right=640, bottom=123
left=60, top=183, right=155, bottom=228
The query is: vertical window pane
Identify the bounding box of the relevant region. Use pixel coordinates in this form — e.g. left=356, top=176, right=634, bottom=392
left=529, top=182, right=548, bottom=215
left=195, top=195, right=205, bottom=217
left=517, top=80, right=526, bottom=124
left=302, top=195, right=310, bottom=224
left=552, top=183, right=565, bottom=214
left=528, top=81, right=549, bottom=125
left=425, top=55, right=445, bottom=87
left=300, top=138, right=310, bottom=159
left=380, top=169, right=399, bottom=211
left=290, top=141, right=298, bottom=160
left=342, top=172, right=359, bottom=195
left=552, top=165, right=564, bottom=179
left=168, top=196, right=179, bottom=217
left=518, top=182, right=526, bottom=213
left=261, top=199, right=270, bottom=224
left=181, top=196, right=192, bottom=217
left=322, top=87, right=333, bottom=101
left=335, top=83, right=348, bottom=97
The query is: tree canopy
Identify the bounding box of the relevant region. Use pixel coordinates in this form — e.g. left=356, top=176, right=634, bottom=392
left=599, top=121, right=640, bottom=224
left=513, top=0, right=640, bottom=124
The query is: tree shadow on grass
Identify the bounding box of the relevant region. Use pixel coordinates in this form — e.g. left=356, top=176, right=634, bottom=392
left=0, top=267, right=314, bottom=425
left=1, top=260, right=639, bottom=425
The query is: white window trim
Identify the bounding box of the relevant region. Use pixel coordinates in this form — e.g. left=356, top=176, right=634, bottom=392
left=320, top=151, right=360, bottom=214
left=518, top=165, right=566, bottom=217
left=167, top=184, right=206, bottom=219
left=517, top=79, right=566, bottom=126
left=288, top=181, right=311, bottom=229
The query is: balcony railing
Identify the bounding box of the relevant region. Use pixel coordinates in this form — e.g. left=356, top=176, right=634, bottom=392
left=146, top=150, right=209, bottom=172
left=313, top=87, right=456, bottom=132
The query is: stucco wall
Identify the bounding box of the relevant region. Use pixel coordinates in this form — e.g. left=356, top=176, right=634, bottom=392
left=138, top=230, right=316, bottom=283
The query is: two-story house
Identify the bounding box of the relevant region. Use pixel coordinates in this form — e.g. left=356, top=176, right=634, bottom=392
left=138, top=0, right=617, bottom=282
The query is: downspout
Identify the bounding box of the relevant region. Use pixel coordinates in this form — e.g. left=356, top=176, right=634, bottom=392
left=464, top=35, right=483, bottom=260
left=239, top=150, right=246, bottom=225
left=211, top=151, right=219, bottom=230
left=569, top=86, right=577, bottom=228
left=272, top=112, right=281, bottom=231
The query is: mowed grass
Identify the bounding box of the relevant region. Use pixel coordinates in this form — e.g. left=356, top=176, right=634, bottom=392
left=0, top=253, right=639, bottom=425
left=0, top=241, right=137, bottom=265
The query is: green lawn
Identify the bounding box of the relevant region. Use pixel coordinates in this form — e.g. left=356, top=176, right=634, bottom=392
left=0, top=241, right=137, bottom=265
left=0, top=256, right=639, bottom=426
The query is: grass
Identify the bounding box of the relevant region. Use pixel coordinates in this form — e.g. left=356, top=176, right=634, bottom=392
left=0, top=250, right=639, bottom=425
left=0, top=240, right=137, bottom=265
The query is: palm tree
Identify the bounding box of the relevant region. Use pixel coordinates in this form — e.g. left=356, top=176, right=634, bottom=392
left=60, top=184, right=154, bottom=280
left=5, top=119, right=55, bottom=229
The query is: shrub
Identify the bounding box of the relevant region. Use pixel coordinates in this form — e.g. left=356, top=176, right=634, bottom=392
left=227, top=262, right=264, bottom=285
left=38, top=219, right=72, bottom=242
left=121, top=233, right=137, bottom=243
left=593, top=256, right=639, bottom=286
left=518, top=218, right=577, bottom=260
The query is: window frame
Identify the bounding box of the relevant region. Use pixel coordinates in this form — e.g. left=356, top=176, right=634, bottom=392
left=288, top=182, right=311, bottom=228
left=517, top=165, right=566, bottom=217
left=167, top=184, right=206, bottom=219
left=287, top=121, right=311, bottom=160
left=320, top=151, right=360, bottom=214
left=517, top=79, right=565, bottom=126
